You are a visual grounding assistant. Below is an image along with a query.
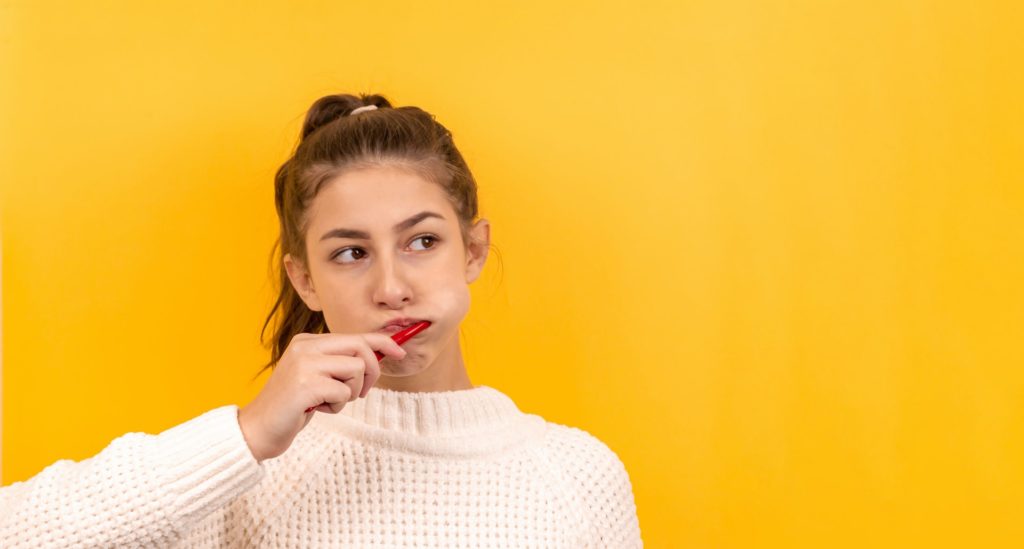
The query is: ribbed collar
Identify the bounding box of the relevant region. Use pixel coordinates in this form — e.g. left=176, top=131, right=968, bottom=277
left=309, top=384, right=547, bottom=457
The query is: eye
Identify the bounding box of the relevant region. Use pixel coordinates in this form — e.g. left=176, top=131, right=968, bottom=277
left=410, top=234, right=439, bottom=251
left=331, top=247, right=366, bottom=264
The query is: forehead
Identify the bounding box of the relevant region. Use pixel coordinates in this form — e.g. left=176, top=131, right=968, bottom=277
left=307, top=164, right=454, bottom=232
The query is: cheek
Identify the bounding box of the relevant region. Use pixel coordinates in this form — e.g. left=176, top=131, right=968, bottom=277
left=423, top=250, right=472, bottom=325
left=430, top=283, right=471, bottom=325
left=317, top=280, right=363, bottom=333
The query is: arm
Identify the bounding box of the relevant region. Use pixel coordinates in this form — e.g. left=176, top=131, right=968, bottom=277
left=583, top=444, right=643, bottom=548
left=545, top=424, right=644, bottom=548
left=0, top=405, right=266, bottom=548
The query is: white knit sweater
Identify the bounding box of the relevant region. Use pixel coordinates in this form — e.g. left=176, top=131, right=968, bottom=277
left=0, top=385, right=642, bottom=547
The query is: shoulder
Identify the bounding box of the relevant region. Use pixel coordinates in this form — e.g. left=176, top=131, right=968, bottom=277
left=539, top=420, right=643, bottom=546
left=543, top=421, right=623, bottom=466
left=540, top=420, right=635, bottom=496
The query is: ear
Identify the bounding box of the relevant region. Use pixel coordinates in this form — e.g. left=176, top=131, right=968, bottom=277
left=284, top=253, right=323, bottom=311
left=464, top=218, right=490, bottom=284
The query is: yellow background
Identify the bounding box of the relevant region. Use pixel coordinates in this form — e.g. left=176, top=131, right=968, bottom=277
left=2, top=1, right=1023, bottom=547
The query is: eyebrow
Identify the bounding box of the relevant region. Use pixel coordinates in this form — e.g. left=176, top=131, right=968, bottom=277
left=319, top=211, right=446, bottom=242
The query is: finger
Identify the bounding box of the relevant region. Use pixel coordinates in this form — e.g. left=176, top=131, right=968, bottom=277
left=359, top=332, right=409, bottom=359
left=307, top=332, right=406, bottom=360
left=306, top=333, right=363, bottom=356
left=309, top=355, right=360, bottom=405
left=323, top=355, right=364, bottom=402
left=314, top=374, right=354, bottom=413
left=324, top=383, right=352, bottom=413
left=312, top=335, right=391, bottom=399
left=342, top=375, right=362, bottom=402
left=344, top=340, right=382, bottom=399
left=361, top=354, right=381, bottom=398
left=352, top=336, right=384, bottom=398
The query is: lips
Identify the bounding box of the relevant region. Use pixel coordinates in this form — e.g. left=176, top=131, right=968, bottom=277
left=379, top=318, right=428, bottom=333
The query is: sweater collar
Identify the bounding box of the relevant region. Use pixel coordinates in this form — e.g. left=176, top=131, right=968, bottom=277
left=308, top=384, right=548, bottom=458
left=331, top=384, right=522, bottom=436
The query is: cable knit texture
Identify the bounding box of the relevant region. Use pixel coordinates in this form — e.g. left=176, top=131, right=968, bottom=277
left=0, top=385, right=642, bottom=547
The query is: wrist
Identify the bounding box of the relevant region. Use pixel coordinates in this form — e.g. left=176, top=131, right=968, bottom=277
left=237, top=405, right=267, bottom=464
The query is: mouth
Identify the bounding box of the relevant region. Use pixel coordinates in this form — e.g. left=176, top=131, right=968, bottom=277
left=378, top=318, right=430, bottom=335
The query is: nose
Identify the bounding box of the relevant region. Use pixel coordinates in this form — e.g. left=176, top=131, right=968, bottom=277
left=371, top=252, right=413, bottom=309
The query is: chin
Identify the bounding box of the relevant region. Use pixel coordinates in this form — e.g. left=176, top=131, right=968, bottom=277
left=380, top=367, right=426, bottom=378
left=379, top=355, right=428, bottom=378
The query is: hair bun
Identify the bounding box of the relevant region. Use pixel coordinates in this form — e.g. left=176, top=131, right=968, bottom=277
left=300, top=93, right=393, bottom=140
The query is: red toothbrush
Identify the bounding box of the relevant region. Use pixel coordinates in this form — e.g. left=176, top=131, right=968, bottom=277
left=304, top=320, right=431, bottom=413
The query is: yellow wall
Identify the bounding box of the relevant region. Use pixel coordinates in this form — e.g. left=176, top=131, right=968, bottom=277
left=2, top=1, right=1022, bottom=546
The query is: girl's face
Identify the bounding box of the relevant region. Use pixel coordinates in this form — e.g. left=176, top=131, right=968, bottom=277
left=283, top=163, right=489, bottom=378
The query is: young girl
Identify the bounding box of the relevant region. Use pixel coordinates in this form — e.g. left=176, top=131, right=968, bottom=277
left=0, top=93, right=643, bottom=547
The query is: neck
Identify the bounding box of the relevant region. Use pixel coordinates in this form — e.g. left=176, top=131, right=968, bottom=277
left=373, top=332, right=473, bottom=393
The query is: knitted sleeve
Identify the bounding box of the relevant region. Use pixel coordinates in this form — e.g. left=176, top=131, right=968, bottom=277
left=546, top=424, right=644, bottom=548
left=0, top=404, right=266, bottom=548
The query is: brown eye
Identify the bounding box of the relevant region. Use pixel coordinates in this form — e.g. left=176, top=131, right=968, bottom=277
left=334, top=248, right=366, bottom=263
left=410, top=235, right=438, bottom=250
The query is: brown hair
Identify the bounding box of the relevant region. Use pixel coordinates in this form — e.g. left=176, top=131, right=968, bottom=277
left=254, top=92, right=490, bottom=379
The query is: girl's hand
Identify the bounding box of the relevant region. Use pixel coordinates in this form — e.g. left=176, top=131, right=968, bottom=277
left=237, top=332, right=407, bottom=463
